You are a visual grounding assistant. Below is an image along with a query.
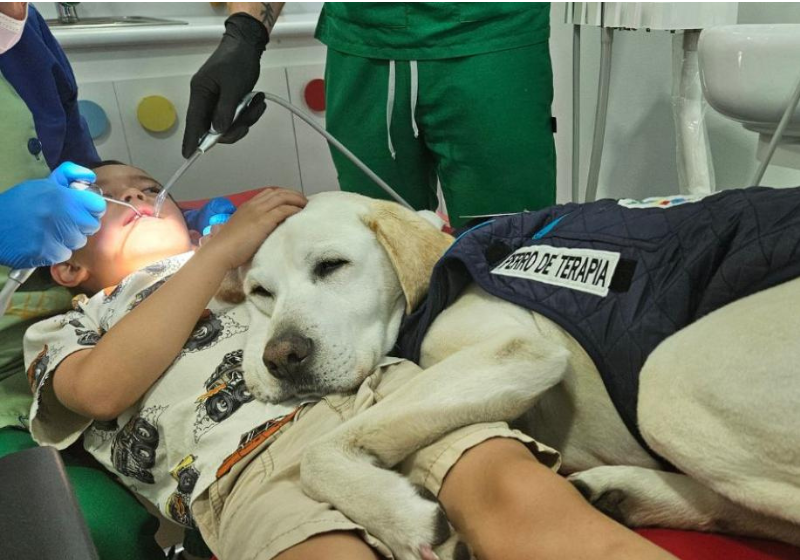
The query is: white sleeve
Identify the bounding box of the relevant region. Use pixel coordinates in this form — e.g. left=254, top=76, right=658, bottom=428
left=23, top=300, right=105, bottom=449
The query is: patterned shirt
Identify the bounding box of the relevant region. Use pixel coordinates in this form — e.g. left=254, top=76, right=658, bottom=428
left=24, top=253, right=303, bottom=527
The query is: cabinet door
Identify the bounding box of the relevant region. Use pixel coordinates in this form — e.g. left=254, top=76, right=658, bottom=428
left=113, top=68, right=301, bottom=201
left=77, top=81, right=131, bottom=164
left=285, top=64, right=340, bottom=196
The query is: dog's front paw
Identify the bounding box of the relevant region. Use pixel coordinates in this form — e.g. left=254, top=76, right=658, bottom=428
left=434, top=535, right=474, bottom=560
left=373, top=486, right=452, bottom=560
left=569, top=467, right=644, bottom=526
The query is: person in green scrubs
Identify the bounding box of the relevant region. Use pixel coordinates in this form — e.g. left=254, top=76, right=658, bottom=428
left=184, top=2, right=555, bottom=228
left=317, top=3, right=556, bottom=227
left=0, top=3, right=164, bottom=559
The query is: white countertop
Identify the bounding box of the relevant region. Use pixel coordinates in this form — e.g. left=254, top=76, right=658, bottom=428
left=51, top=14, right=319, bottom=49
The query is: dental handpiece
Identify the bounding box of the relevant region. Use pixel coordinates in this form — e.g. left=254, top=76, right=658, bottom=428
left=154, top=91, right=261, bottom=217
left=69, top=180, right=142, bottom=217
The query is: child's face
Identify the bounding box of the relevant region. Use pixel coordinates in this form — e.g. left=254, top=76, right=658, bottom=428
left=65, top=164, right=193, bottom=292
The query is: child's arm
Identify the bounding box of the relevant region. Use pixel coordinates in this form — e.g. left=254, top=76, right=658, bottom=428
left=53, top=188, right=306, bottom=420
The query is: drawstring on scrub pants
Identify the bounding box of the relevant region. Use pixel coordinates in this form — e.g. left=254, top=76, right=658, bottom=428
left=386, top=60, right=420, bottom=159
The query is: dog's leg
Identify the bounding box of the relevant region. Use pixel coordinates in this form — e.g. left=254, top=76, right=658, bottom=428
left=637, top=277, right=800, bottom=543
left=569, top=466, right=800, bottom=546
left=302, top=442, right=453, bottom=560
left=301, top=329, right=568, bottom=560
left=435, top=535, right=474, bottom=560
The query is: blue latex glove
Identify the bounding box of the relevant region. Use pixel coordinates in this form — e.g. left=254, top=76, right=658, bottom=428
left=182, top=197, right=236, bottom=234
left=0, top=162, right=106, bottom=269
left=202, top=212, right=231, bottom=236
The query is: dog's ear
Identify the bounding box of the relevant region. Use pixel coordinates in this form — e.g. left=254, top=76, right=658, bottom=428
left=362, top=201, right=453, bottom=313
left=215, top=263, right=250, bottom=304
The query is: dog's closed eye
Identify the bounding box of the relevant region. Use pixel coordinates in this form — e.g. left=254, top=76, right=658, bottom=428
left=314, top=259, right=350, bottom=279
left=248, top=285, right=274, bottom=299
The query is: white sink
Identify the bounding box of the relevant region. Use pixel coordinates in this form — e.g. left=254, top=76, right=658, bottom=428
left=699, top=25, right=800, bottom=138
left=45, top=16, right=187, bottom=30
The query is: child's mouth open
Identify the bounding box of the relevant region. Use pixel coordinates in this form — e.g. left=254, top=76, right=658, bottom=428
left=124, top=207, right=155, bottom=226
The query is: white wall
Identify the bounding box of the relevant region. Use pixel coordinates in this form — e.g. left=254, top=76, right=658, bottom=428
left=554, top=2, right=800, bottom=202
left=33, top=2, right=323, bottom=20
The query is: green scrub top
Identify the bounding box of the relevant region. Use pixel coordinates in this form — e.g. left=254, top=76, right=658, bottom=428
left=315, top=2, right=550, bottom=61
left=0, top=71, right=73, bottom=429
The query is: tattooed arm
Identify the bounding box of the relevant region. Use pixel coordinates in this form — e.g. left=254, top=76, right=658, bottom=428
left=228, top=2, right=285, bottom=35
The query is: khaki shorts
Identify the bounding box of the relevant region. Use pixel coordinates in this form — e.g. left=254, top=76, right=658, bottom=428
left=193, top=359, right=560, bottom=560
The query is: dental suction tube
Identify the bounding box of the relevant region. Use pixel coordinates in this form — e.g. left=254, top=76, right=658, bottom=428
left=260, top=92, right=413, bottom=210
left=0, top=267, right=35, bottom=315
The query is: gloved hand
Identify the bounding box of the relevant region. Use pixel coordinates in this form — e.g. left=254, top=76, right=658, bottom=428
left=0, top=162, right=106, bottom=269
left=182, top=13, right=269, bottom=158
left=182, top=197, right=236, bottom=235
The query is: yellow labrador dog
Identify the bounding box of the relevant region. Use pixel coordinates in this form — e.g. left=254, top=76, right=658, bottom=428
left=238, top=192, right=800, bottom=555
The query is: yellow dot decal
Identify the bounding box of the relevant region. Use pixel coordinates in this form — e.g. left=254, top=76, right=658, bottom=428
left=137, top=95, right=177, bottom=133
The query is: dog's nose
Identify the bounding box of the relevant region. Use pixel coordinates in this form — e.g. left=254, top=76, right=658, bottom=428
left=262, top=333, right=314, bottom=380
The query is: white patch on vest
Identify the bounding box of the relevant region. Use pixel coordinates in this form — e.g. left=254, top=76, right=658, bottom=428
left=617, top=194, right=705, bottom=209
left=491, top=245, right=621, bottom=297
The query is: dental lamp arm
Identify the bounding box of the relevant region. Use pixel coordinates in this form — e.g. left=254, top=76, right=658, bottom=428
left=51, top=189, right=305, bottom=421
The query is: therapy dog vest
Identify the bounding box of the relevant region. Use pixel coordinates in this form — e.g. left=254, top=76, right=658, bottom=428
left=396, top=187, right=800, bottom=454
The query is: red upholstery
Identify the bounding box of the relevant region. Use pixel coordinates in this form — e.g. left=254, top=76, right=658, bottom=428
left=637, top=530, right=800, bottom=559
left=178, top=188, right=267, bottom=210
left=192, top=190, right=800, bottom=560
left=210, top=533, right=799, bottom=560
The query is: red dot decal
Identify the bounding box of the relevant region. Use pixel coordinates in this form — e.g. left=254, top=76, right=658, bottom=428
left=304, top=79, right=326, bottom=112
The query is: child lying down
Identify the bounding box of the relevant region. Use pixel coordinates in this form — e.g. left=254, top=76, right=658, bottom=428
left=24, top=161, right=677, bottom=560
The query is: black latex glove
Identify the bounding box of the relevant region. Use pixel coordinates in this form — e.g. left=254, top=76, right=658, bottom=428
left=182, top=13, right=269, bottom=158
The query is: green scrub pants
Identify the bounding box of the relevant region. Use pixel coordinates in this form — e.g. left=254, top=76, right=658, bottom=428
left=0, top=427, right=164, bottom=560
left=324, top=41, right=556, bottom=227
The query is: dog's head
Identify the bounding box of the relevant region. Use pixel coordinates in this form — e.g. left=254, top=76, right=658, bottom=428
left=238, top=192, right=453, bottom=402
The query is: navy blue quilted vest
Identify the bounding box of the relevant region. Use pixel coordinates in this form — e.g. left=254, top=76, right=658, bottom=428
left=396, top=187, right=800, bottom=453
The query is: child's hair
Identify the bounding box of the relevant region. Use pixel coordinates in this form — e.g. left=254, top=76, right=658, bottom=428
left=86, top=159, right=127, bottom=170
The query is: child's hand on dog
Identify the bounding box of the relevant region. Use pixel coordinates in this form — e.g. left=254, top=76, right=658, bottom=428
left=198, top=187, right=307, bottom=270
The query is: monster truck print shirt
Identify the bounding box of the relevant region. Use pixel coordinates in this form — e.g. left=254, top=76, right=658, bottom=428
left=23, top=253, right=304, bottom=528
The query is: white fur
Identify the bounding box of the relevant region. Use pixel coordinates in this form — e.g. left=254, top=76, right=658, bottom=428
left=243, top=192, right=800, bottom=555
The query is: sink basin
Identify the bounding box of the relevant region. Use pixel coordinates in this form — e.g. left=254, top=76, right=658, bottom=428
left=45, top=16, right=188, bottom=29
left=699, top=25, right=800, bottom=138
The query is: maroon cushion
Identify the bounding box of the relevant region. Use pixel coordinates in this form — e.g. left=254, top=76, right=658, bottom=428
left=637, top=529, right=800, bottom=559
left=178, top=188, right=266, bottom=210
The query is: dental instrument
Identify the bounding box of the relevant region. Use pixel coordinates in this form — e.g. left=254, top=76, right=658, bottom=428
left=154, top=91, right=261, bottom=217
left=260, top=91, right=413, bottom=210
left=156, top=90, right=413, bottom=217
left=0, top=267, right=36, bottom=316
left=69, top=180, right=143, bottom=217
left=0, top=181, right=142, bottom=315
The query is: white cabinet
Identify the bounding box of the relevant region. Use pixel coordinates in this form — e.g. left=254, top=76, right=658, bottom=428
left=112, top=68, right=301, bottom=201
left=76, top=81, right=132, bottom=165
left=285, top=64, right=340, bottom=195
